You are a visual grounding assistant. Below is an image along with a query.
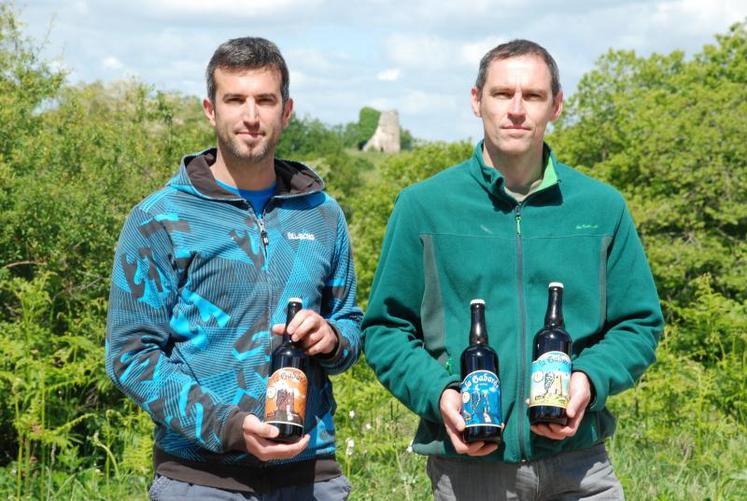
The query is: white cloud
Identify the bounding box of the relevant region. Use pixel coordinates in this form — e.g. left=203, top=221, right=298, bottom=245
left=286, top=48, right=340, bottom=73
left=145, top=0, right=325, bottom=19
left=74, top=1, right=88, bottom=15
left=385, top=34, right=454, bottom=70
left=289, top=70, right=328, bottom=89
left=460, top=37, right=504, bottom=68
left=383, top=33, right=507, bottom=72
left=18, top=0, right=747, bottom=142
left=102, top=56, right=124, bottom=70
left=377, top=68, right=400, bottom=81
left=369, top=90, right=460, bottom=116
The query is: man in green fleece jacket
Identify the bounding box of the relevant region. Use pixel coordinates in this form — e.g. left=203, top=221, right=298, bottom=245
left=362, top=39, right=664, bottom=500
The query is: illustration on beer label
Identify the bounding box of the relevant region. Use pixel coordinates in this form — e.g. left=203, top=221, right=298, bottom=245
left=265, top=367, right=308, bottom=428
left=529, top=351, right=571, bottom=408
left=460, top=370, right=503, bottom=428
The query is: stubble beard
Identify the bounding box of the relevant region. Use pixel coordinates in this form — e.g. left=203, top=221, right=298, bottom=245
left=219, top=130, right=277, bottom=167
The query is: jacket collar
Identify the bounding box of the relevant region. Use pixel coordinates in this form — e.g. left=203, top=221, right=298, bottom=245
left=168, top=148, right=325, bottom=201
left=469, top=140, right=560, bottom=202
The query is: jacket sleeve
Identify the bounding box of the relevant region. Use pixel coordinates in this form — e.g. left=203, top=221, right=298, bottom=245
left=105, top=207, right=248, bottom=454
left=317, top=205, right=363, bottom=375
left=572, top=200, right=664, bottom=411
left=362, top=191, right=460, bottom=423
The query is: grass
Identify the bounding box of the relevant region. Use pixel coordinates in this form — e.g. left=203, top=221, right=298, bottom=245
left=1, top=373, right=744, bottom=500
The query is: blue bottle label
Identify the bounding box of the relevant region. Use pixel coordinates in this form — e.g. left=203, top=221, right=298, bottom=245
left=529, top=351, right=571, bottom=408
left=460, top=370, right=503, bottom=428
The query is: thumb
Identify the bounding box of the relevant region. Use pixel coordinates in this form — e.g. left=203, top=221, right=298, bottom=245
left=443, top=397, right=465, bottom=432
left=566, top=373, right=591, bottom=419
left=244, top=414, right=279, bottom=438
left=565, top=394, right=581, bottom=419
left=271, top=324, right=285, bottom=335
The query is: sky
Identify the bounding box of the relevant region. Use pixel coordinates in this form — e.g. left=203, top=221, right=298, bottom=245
left=18, top=0, right=747, bottom=142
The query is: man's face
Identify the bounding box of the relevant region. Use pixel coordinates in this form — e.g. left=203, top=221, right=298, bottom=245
left=203, top=67, right=292, bottom=165
left=471, top=55, right=562, bottom=158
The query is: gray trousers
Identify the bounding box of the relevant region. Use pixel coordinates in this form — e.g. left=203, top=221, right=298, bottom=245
left=148, top=474, right=352, bottom=501
left=427, top=443, right=624, bottom=501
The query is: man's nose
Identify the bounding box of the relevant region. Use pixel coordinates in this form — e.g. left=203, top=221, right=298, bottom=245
left=243, top=101, right=259, bottom=123
left=508, top=93, right=525, bottom=116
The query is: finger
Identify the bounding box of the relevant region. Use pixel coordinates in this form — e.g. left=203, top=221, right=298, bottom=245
left=444, top=424, right=471, bottom=454
left=291, top=314, right=321, bottom=343
left=266, top=434, right=311, bottom=459
left=244, top=415, right=280, bottom=439
left=565, top=392, right=585, bottom=419
left=530, top=423, right=565, bottom=440
left=286, top=310, right=315, bottom=337
left=463, top=440, right=488, bottom=455
left=562, top=411, right=584, bottom=437
left=465, top=441, right=499, bottom=457
left=248, top=434, right=310, bottom=461
left=306, top=328, right=336, bottom=356
left=442, top=401, right=466, bottom=433
left=271, top=324, right=285, bottom=335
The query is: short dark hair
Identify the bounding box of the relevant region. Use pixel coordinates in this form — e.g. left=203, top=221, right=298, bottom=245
left=475, top=39, right=561, bottom=97
left=206, top=37, right=290, bottom=103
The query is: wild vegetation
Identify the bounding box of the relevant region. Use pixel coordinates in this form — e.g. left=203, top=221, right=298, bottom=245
left=0, top=4, right=744, bottom=499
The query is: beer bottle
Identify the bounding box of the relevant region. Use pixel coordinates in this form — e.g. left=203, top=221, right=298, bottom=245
left=265, top=298, right=308, bottom=442
left=460, top=299, right=503, bottom=444
left=529, top=282, right=573, bottom=425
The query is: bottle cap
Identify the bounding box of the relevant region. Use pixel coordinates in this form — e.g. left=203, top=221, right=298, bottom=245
left=288, top=297, right=303, bottom=304
left=548, top=282, right=564, bottom=289
left=470, top=299, right=485, bottom=305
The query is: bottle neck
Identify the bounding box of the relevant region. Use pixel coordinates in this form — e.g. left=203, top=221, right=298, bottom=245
left=544, top=287, right=564, bottom=328
left=469, top=305, right=489, bottom=345
left=283, top=301, right=302, bottom=344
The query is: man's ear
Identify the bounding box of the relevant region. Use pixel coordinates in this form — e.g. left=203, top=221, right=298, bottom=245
left=551, top=90, right=564, bottom=122
left=203, top=97, right=216, bottom=127
left=470, top=87, right=482, bottom=118
left=282, top=98, right=294, bottom=128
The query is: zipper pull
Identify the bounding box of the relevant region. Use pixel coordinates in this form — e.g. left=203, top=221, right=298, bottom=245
left=514, top=205, right=522, bottom=235
left=257, top=217, right=269, bottom=248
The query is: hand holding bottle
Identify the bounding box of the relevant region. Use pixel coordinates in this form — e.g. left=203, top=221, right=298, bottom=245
left=530, top=371, right=591, bottom=440
left=440, top=388, right=498, bottom=456
left=271, top=310, right=339, bottom=356
left=241, top=414, right=310, bottom=461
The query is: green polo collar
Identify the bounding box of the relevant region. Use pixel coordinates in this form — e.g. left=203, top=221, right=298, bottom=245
left=471, top=140, right=559, bottom=199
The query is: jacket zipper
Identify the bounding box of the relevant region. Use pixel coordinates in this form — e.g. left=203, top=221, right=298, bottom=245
left=514, top=203, right=528, bottom=461
left=254, top=202, right=274, bottom=351
left=256, top=216, right=269, bottom=257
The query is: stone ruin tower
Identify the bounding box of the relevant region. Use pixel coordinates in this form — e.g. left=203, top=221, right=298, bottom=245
left=363, top=110, right=401, bottom=154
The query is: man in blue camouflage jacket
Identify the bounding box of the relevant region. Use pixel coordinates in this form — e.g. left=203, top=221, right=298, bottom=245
left=106, top=37, right=361, bottom=500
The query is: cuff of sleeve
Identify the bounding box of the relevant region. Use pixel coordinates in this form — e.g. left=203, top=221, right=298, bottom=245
left=316, top=321, right=343, bottom=363
left=221, top=410, right=251, bottom=452
left=572, top=366, right=604, bottom=411
left=428, top=376, right=461, bottom=423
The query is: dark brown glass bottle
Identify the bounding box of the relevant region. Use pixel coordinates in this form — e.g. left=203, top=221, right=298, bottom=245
left=529, top=283, right=573, bottom=425
left=460, top=299, right=503, bottom=444
left=265, top=298, right=308, bottom=442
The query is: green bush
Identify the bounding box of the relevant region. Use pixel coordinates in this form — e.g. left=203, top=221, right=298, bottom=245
left=0, top=4, right=744, bottom=499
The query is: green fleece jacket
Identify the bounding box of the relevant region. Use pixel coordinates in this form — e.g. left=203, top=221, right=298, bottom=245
left=362, top=142, right=664, bottom=463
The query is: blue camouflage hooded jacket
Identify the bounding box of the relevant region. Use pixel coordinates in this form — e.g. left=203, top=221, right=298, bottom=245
left=105, top=149, right=362, bottom=466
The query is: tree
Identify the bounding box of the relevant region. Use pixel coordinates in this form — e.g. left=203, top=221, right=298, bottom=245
left=548, top=20, right=747, bottom=426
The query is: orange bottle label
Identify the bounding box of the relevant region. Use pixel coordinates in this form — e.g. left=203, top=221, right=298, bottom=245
left=264, top=367, right=307, bottom=429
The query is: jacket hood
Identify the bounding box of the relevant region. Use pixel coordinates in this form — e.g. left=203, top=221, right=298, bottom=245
left=167, top=148, right=325, bottom=201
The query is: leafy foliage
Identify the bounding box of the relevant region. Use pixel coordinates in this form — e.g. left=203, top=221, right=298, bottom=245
left=0, top=4, right=745, bottom=499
